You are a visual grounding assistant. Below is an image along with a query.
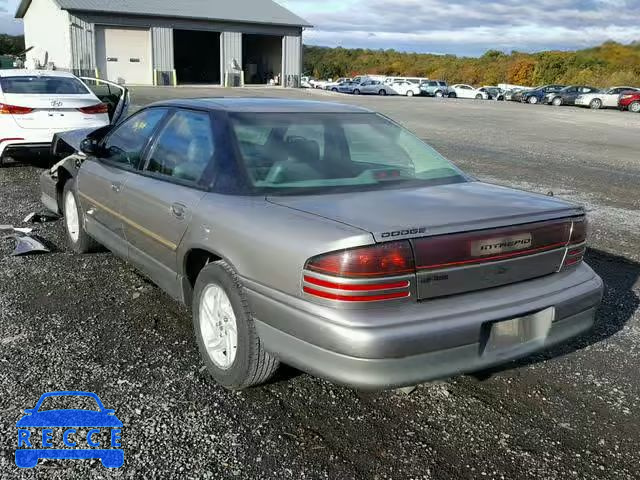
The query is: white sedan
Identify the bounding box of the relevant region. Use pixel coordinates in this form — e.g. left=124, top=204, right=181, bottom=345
left=450, top=84, right=490, bottom=100
left=0, top=70, right=122, bottom=166
left=389, top=81, right=422, bottom=97
left=575, top=86, right=640, bottom=109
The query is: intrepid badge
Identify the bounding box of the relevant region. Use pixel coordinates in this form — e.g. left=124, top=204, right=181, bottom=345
left=471, top=233, right=533, bottom=257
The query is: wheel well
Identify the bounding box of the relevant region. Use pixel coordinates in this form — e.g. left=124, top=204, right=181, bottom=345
left=56, top=168, right=73, bottom=212
left=184, top=249, right=222, bottom=287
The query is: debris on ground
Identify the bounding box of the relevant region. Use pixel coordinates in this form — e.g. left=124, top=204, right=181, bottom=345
left=4, top=234, right=50, bottom=256
left=23, top=210, right=61, bottom=223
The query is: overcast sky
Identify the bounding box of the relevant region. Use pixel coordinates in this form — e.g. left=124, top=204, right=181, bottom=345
left=2, top=0, right=639, bottom=56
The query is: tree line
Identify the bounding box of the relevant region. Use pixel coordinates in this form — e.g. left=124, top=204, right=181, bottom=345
left=0, top=34, right=26, bottom=56
left=303, top=41, right=640, bottom=88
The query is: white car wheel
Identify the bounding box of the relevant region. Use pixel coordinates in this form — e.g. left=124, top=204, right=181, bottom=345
left=406, top=90, right=414, bottom=97
left=629, top=101, right=640, bottom=113
left=435, top=91, right=443, bottom=98
left=528, top=96, right=538, bottom=104
left=589, top=98, right=602, bottom=109
left=200, top=284, right=238, bottom=370
left=552, top=97, right=563, bottom=106
left=64, top=190, right=80, bottom=243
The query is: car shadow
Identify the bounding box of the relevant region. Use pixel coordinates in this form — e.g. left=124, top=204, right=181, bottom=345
left=473, top=247, right=639, bottom=378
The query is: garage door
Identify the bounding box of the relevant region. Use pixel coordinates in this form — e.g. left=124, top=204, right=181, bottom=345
left=96, top=27, right=151, bottom=85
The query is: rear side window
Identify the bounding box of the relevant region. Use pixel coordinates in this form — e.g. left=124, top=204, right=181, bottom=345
left=0, top=76, right=90, bottom=94
left=145, top=110, right=215, bottom=184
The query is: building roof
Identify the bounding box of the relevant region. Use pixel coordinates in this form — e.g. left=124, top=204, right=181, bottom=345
left=149, top=98, right=372, bottom=113
left=16, top=0, right=312, bottom=27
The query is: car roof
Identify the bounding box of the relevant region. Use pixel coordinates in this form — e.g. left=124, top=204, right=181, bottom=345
left=0, top=69, right=78, bottom=78
left=148, top=98, right=373, bottom=114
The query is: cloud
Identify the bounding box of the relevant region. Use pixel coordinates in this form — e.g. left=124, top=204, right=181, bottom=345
left=280, top=0, right=640, bottom=55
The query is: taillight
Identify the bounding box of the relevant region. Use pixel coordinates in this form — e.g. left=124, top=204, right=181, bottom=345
left=303, top=241, right=414, bottom=302
left=413, top=219, right=572, bottom=271
left=78, top=103, right=109, bottom=114
left=0, top=103, right=34, bottom=115
left=305, top=241, right=414, bottom=278
left=563, top=217, right=588, bottom=268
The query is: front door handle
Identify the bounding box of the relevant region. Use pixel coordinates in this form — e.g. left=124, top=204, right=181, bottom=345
left=170, top=202, right=187, bottom=219
left=111, top=182, right=121, bottom=193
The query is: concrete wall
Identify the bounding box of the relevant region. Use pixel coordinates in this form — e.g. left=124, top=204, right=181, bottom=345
left=23, top=0, right=72, bottom=69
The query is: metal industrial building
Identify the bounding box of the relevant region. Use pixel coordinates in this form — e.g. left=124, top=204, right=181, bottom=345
left=15, top=0, right=310, bottom=86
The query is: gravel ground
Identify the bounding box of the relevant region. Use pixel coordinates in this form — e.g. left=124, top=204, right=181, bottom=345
left=0, top=87, right=638, bottom=479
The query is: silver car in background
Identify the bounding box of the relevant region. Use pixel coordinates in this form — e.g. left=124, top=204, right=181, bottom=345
left=41, top=98, right=603, bottom=391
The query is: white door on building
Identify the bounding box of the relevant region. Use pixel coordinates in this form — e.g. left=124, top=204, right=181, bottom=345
left=96, top=26, right=152, bottom=85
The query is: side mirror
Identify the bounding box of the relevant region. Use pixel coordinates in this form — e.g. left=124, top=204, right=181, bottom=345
left=80, top=138, right=102, bottom=156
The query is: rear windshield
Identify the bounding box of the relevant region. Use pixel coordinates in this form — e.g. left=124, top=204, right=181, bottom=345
left=0, top=76, right=89, bottom=94
left=230, top=112, right=467, bottom=195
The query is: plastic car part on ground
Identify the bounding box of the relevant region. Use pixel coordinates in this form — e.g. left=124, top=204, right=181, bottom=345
left=3, top=234, right=50, bottom=256
left=23, top=210, right=61, bottom=224
left=0, top=225, right=33, bottom=235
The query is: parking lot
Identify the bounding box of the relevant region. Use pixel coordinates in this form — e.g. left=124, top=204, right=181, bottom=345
left=1, top=86, right=639, bottom=479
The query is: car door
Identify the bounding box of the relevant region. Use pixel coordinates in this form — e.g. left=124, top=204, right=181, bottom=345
left=459, top=85, right=473, bottom=98
left=118, top=108, right=217, bottom=299
left=77, top=107, right=168, bottom=258
left=80, top=77, right=130, bottom=124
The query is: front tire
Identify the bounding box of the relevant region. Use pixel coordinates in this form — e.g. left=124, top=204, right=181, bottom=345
left=552, top=96, right=563, bottom=106
left=448, top=92, right=457, bottom=98
left=528, top=96, right=538, bottom=104
left=475, top=94, right=483, bottom=100
left=589, top=98, right=602, bottom=110
left=193, top=260, right=279, bottom=390
left=353, top=89, right=360, bottom=95
left=331, top=87, right=338, bottom=92
left=435, top=91, right=443, bottom=98
left=406, top=90, right=414, bottom=97
left=63, top=179, right=100, bottom=254
left=378, top=89, right=386, bottom=96
left=629, top=101, right=640, bottom=113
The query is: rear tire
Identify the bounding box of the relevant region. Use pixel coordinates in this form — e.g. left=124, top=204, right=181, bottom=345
left=406, top=90, right=414, bottom=97
left=435, top=91, right=444, bottom=98
left=62, top=179, right=100, bottom=254
left=629, top=101, right=640, bottom=113
left=193, top=260, right=279, bottom=390
left=448, top=92, right=457, bottom=98
left=475, top=94, right=483, bottom=100
left=589, top=98, right=602, bottom=110
left=353, top=89, right=360, bottom=95
left=378, top=89, right=386, bottom=96
left=331, top=87, right=338, bottom=92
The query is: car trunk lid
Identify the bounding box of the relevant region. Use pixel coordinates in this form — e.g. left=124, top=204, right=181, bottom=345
left=1, top=93, right=105, bottom=129
left=269, top=181, right=584, bottom=299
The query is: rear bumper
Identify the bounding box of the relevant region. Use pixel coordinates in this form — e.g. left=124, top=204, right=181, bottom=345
left=246, top=263, right=603, bottom=389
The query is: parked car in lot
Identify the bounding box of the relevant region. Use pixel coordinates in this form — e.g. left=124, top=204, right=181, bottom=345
left=337, top=81, right=358, bottom=94
left=479, top=86, right=505, bottom=101
left=389, top=81, right=421, bottom=97
left=350, top=79, right=389, bottom=95
left=40, top=98, right=603, bottom=390
left=618, top=91, right=640, bottom=112
left=323, top=77, right=352, bottom=91
left=575, top=86, right=640, bottom=109
left=419, top=80, right=450, bottom=97
left=545, top=86, right=599, bottom=106
left=0, top=70, right=126, bottom=167
left=520, top=85, right=565, bottom=104
left=449, top=84, right=489, bottom=100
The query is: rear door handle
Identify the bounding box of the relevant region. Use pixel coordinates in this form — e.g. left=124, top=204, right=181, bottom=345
left=111, top=182, right=121, bottom=193
left=170, top=202, right=187, bottom=219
